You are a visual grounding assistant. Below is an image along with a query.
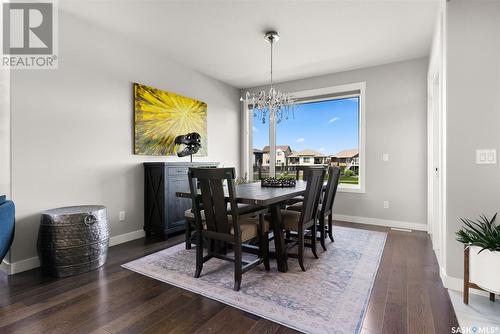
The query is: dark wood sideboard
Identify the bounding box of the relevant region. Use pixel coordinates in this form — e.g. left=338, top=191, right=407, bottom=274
left=143, top=162, right=219, bottom=238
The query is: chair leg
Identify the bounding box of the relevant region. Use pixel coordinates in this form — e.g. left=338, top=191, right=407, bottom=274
left=194, top=234, right=203, bottom=278
left=209, top=239, right=215, bottom=256
left=328, top=214, right=334, bottom=242
left=263, top=232, right=270, bottom=271
left=185, top=219, right=192, bottom=250
left=234, top=242, right=242, bottom=291
left=311, top=225, right=319, bottom=259
left=318, top=217, right=327, bottom=251
left=258, top=215, right=270, bottom=271
left=221, top=241, right=228, bottom=255
left=298, top=231, right=306, bottom=272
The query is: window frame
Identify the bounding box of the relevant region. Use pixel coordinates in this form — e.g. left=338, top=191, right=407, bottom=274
left=244, top=82, right=366, bottom=193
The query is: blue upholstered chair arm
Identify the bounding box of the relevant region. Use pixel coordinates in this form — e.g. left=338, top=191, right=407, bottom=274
left=0, top=196, right=15, bottom=263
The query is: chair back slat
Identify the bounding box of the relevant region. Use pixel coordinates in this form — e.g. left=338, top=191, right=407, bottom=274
left=295, top=165, right=327, bottom=181
left=299, top=168, right=326, bottom=225
left=320, top=166, right=341, bottom=217
left=188, top=168, right=237, bottom=235
left=211, top=177, right=231, bottom=233
left=198, top=178, right=220, bottom=232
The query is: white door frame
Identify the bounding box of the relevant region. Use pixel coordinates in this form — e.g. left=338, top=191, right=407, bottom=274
left=427, top=10, right=446, bottom=269
left=428, top=69, right=443, bottom=265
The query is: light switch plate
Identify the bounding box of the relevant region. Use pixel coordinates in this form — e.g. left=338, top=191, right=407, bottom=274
left=383, top=153, right=389, bottom=162
left=476, top=149, right=496, bottom=164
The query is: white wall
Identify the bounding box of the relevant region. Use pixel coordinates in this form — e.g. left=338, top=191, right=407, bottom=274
left=0, top=69, right=11, bottom=268
left=0, top=69, right=10, bottom=199
left=445, top=0, right=500, bottom=279
left=426, top=1, right=447, bottom=276
left=243, top=58, right=428, bottom=228
left=8, top=10, right=240, bottom=265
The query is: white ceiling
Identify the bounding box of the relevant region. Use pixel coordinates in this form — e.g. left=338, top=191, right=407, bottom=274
left=60, top=0, right=439, bottom=89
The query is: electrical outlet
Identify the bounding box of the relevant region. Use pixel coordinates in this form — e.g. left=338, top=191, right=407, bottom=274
left=383, top=201, right=389, bottom=209
left=476, top=149, right=496, bottom=164
left=119, top=211, right=126, bottom=222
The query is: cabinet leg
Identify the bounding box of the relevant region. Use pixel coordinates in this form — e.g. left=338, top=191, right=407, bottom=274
left=490, top=293, right=495, bottom=302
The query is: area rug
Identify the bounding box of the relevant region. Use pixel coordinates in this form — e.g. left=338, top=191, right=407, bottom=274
left=122, top=226, right=387, bottom=334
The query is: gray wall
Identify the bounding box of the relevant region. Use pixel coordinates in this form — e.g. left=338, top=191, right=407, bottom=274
left=9, top=11, right=241, bottom=263
left=446, top=0, right=500, bottom=278
left=243, top=58, right=428, bottom=226
left=0, top=70, right=10, bottom=266
left=0, top=70, right=10, bottom=199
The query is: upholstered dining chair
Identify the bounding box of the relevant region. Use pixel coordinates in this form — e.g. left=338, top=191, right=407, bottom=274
left=184, top=202, right=266, bottom=250
left=187, top=167, right=270, bottom=291
left=288, top=166, right=341, bottom=250
left=266, top=167, right=325, bottom=271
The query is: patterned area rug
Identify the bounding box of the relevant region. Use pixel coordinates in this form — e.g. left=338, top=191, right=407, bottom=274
left=122, top=226, right=387, bottom=334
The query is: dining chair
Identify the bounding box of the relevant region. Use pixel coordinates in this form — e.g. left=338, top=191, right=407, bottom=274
left=184, top=202, right=265, bottom=249
left=188, top=167, right=270, bottom=291
left=287, top=165, right=327, bottom=205
left=294, top=165, right=328, bottom=180
left=267, top=167, right=325, bottom=271
left=289, top=166, right=341, bottom=250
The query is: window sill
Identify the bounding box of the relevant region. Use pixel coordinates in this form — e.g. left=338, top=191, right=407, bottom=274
left=338, top=185, right=365, bottom=194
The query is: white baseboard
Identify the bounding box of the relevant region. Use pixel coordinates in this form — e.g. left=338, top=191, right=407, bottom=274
left=440, top=268, right=490, bottom=297
left=0, top=260, right=11, bottom=274
left=109, top=229, right=146, bottom=246
left=333, top=214, right=428, bottom=232
left=1, top=256, right=39, bottom=275
left=0, top=229, right=146, bottom=275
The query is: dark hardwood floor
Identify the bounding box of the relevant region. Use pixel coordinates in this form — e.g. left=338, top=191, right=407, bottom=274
left=0, top=221, right=458, bottom=334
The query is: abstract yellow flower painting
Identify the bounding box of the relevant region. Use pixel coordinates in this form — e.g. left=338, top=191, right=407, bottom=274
left=134, top=83, right=207, bottom=156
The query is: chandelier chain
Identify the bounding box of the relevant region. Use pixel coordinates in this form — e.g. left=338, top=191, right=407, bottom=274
left=270, top=37, right=273, bottom=89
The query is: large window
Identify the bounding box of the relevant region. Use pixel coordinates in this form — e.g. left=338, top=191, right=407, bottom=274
left=249, top=82, right=365, bottom=192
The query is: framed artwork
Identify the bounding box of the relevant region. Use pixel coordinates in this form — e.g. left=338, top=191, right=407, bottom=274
left=133, top=83, right=207, bottom=156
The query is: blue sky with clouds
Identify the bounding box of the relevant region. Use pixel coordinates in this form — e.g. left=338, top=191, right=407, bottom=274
left=252, top=97, right=359, bottom=156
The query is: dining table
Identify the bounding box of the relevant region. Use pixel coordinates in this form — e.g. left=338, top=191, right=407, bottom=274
left=176, top=180, right=312, bottom=273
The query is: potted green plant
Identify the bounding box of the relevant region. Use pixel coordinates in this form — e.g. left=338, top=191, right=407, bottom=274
left=456, top=213, right=500, bottom=294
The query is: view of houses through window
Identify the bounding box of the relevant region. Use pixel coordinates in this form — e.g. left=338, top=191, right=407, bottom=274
left=252, top=97, right=360, bottom=187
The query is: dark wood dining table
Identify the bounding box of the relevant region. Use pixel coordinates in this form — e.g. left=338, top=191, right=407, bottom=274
left=176, top=180, right=311, bottom=273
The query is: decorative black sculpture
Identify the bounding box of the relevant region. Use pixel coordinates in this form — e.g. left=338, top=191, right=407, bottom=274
left=174, top=132, right=201, bottom=162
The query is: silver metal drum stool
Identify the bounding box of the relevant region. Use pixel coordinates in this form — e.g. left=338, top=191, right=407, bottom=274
left=37, top=205, right=109, bottom=277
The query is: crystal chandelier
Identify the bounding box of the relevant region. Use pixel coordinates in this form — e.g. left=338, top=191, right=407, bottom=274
left=241, top=31, right=295, bottom=124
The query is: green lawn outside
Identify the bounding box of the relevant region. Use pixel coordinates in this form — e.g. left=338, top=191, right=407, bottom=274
left=339, top=176, right=359, bottom=184
left=252, top=172, right=359, bottom=185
